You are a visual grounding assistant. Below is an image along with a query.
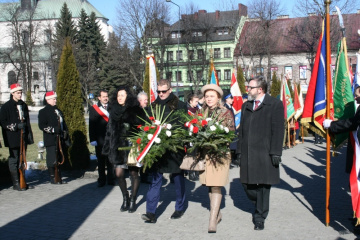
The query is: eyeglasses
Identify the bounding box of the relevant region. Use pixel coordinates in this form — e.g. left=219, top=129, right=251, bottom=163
left=247, top=86, right=260, bottom=90
left=157, top=89, right=170, bottom=94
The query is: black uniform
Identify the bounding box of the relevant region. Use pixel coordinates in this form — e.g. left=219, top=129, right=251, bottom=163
left=0, top=98, right=33, bottom=182
left=89, top=101, right=114, bottom=185
left=38, top=104, right=69, bottom=183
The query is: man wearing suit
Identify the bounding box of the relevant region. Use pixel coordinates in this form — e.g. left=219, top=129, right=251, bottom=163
left=236, top=76, right=284, bottom=230
left=89, top=90, right=114, bottom=187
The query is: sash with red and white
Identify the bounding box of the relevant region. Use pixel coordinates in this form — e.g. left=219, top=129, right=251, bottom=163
left=136, top=125, right=163, bottom=163
left=350, top=131, right=360, bottom=224
left=93, top=104, right=109, bottom=122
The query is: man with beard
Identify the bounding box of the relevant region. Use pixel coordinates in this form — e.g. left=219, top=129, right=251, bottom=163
left=0, top=83, right=34, bottom=190
left=89, top=90, right=114, bottom=187
left=236, top=76, right=284, bottom=230
left=141, top=79, right=187, bottom=223
left=38, top=91, right=69, bottom=184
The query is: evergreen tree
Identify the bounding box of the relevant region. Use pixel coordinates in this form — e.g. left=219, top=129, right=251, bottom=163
left=99, top=33, right=132, bottom=95
left=25, top=90, right=34, bottom=106
left=237, top=66, right=246, bottom=94
left=56, top=37, right=90, bottom=169
left=55, top=3, right=76, bottom=45
left=270, top=71, right=281, bottom=98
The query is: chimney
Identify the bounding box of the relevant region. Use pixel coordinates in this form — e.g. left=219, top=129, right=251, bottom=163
left=194, top=12, right=198, bottom=20
left=238, top=3, right=248, bottom=17
left=308, top=12, right=317, bottom=16
left=277, top=15, right=289, bottom=19
left=215, top=10, right=220, bottom=20
left=357, top=9, right=360, bottom=14
left=198, top=10, right=207, bottom=14
left=332, top=11, right=338, bottom=15
left=181, top=14, right=186, bottom=20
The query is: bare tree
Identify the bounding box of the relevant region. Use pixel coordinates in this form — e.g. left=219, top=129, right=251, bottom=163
left=245, top=0, right=284, bottom=81
left=1, top=2, right=43, bottom=94
left=292, top=0, right=359, bottom=17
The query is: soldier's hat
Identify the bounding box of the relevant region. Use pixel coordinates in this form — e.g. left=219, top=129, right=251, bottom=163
left=10, top=83, right=23, bottom=93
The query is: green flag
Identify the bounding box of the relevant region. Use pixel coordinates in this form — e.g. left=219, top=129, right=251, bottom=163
left=333, top=38, right=355, bottom=148
left=283, top=79, right=295, bottom=121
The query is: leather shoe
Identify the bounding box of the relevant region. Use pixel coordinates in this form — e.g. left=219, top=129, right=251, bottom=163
left=97, top=182, right=106, bottom=187
left=254, top=221, right=264, bottom=230
left=171, top=210, right=184, bottom=219
left=141, top=212, right=157, bottom=223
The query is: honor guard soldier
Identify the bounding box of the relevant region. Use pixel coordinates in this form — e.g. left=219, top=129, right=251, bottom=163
left=89, top=90, right=114, bottom=187
left=0, top=83, right=34, bottom=190
left=38, top=91, right=69, bottom=184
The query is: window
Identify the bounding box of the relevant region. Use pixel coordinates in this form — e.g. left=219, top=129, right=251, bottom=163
left=176, top=71, right=182, bottom=82
left=8, top=71, right=16, bottom=87
left=196, top=70, right=203, bottom=82
left=167, top=51, right=173, bottom=61
left=224, top=48, right=231, bottom=58
left=171, top=32, right=181, bottom=38
left=188, top=50, right=194, bottom=60
left=224, top=69, right=231, bottom=80
left=187, top=70, right=193, bottom=81
left=197, top=49, right=204, bottom=59
left=217, top=29, right=229, bottom=35
left=22, top=31, right=29, bottom=45
left=33, top=71, right=39, bottom=80
left=192, top=31, right=202, bottom=37
left=176, top=50, right=183, bottom=61
left=166, top=72, right=173, bottom=80
left=216, top=70, right=221, bottom=80
left=44, top=30, right=52, bottom=44
left=214, top=48, right=221, bottom=58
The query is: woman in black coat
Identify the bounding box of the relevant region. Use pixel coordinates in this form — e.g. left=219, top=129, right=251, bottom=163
left=102, top=86, right=143, bottom=213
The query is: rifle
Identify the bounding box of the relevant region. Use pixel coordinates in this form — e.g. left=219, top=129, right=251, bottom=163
left=18, top=106, right=27, bottom=190
left=55, top=113, right=65, bottom=183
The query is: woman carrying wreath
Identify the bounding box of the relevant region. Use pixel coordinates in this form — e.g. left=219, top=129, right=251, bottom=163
left=102, top=86, right=144, bottom=213
left=199, top=84, right=235, bottom=233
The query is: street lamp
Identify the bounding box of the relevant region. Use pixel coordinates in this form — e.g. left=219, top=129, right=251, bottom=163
left=166, top=0, right=180, bottom=97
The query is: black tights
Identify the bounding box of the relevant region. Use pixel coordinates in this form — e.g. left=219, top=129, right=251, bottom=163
left=115, top=166, right=140, bottom=198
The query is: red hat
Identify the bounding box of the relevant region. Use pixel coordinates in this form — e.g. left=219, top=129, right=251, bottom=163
left=10, top=83, right=23, bottom=93
left=45, top=91, right=57, bottom=100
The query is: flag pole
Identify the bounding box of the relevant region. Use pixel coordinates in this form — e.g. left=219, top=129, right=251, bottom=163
left=325, top=0, right=332, bottom=227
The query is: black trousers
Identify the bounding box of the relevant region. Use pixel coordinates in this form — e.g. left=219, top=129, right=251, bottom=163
left=8, top=148, right=20, bottom=172
left=46, top=145, right=58, bottom=168
left=242, top=183, right=271, bottom=223
left=96, top=146, right=114, bottom=184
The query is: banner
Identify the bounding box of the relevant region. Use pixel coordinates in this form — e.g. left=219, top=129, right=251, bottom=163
left=148, top=56, right=158, bottom=103
left=230, top=69, right=243, bottom=129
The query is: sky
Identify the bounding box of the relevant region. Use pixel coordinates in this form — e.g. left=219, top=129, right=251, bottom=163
left=88, top=0, right=297, bottom=27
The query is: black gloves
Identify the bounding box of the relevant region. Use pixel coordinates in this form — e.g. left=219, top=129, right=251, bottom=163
left=17, top=122, right=26, bottom=130
left=271, top=155, right=282, bottom=167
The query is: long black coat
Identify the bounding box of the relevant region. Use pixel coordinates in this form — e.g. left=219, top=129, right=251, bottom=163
left=102, top=103, right=144, bottom=165
left=0, top=98, right=33, bottom=148
left=38, top=104, right=69, bottom=147
left=150, top=93, right=187, bottom=173
left=237, top=94, right=284, bottom=185
left=329, top=106, right=360, bottom=173
left=89, top=101, right=109, bottom=147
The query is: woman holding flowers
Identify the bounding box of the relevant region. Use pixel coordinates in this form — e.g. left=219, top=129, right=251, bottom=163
left=102, top=86, right=144, bottom=213
left=199, top=84, right=235, bottom=233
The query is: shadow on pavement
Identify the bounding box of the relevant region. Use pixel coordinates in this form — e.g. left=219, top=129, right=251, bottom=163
left=280, top=144, right=355, bottom=236
left=0, top=181, right=113, bottom=239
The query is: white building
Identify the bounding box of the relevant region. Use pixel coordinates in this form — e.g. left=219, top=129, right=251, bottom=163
left=0, top=0, right=113, bottom=104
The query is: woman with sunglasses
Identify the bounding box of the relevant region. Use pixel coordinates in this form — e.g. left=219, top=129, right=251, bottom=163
left=102, top=86, right=144, bottom=213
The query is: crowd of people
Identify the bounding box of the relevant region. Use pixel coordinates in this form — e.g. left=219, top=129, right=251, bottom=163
left=1, top=77, right=285, bottom=233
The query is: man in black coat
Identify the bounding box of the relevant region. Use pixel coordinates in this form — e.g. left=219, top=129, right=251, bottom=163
left=236, top=76, right=284, bottom=230
left=89, top=90, right=114, bottom=187
left=0, top=83, right=34, bottom=190
left=141, top=79, right=187, bottom=223
left=38, top=91, right=69, bottom=184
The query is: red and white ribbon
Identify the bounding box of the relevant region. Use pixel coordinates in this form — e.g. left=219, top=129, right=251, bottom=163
left=350, top=131, right=360, bottom=219
left=137, top=125, right=162, bottom=163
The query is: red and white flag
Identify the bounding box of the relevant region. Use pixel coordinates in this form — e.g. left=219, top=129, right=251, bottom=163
left=148, top=55, right=158, bottom=103
left=230, top=69, right=243, bottom=129
left=350, top=131, right=360, bottom=222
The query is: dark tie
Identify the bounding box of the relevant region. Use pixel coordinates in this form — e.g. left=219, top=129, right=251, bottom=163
left=104, top=105, right=107, bottom=110
left=254, top=100, right=260, bottom=110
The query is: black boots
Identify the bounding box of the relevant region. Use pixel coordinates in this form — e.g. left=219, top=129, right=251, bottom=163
left=49, top=167, right=63, bottom=184
left=10, top=171, right=26, bottom=191
left=128, top=195, right=137, bottom=213
left=120, top=192, right=130, bottom=212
